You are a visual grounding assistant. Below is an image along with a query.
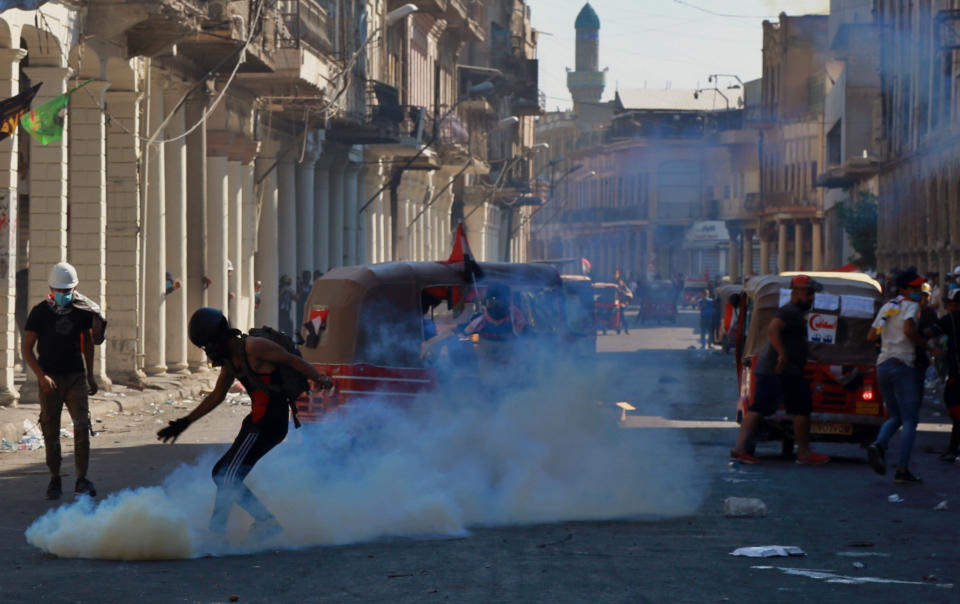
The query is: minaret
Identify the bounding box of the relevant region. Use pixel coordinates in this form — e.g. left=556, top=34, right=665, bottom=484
left=567, top=2, right=605, bottom=115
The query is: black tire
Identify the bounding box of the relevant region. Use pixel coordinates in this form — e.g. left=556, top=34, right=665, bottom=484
left=745, top=442, right=757, bottom=456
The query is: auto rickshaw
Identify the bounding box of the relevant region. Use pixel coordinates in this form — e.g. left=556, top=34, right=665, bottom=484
left=592, top=282, right=623, bottom=334
left=734, top=272, right=884, bottom=453
left=716, top=283, right=744, bottom=349
left=561, top=274, right=597, bottom=354
left=297, top=261, right=565, bottom=422
left=636, top=279, right=679, bottom=324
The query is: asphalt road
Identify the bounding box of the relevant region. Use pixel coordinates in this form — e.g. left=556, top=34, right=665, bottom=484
left=1, top=310, right=958, bottom=603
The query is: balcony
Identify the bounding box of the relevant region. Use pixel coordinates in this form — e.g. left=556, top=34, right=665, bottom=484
left=606, top=111, right=705, bottom=141
left=327, top=81, right=427, bottom=146
left=561, top=206, right=649, bottom=224
left=816, top=157, right=884, bottom=189
left=276, top=0, right=335, bottom=55
left=511, top=59, right=543, bottom=116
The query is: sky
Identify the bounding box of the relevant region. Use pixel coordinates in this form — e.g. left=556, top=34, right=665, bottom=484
left=526, top=0, right=831, bottom=111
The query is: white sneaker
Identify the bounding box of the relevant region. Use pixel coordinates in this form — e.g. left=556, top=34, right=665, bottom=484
left=248, top=517, right=283, bottom=541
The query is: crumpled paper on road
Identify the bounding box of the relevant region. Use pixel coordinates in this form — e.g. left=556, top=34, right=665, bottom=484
left=731, top=545, right=806, bottom=558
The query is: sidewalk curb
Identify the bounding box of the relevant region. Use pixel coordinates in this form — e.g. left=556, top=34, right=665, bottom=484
left=0, top=373, right=219, bottom=446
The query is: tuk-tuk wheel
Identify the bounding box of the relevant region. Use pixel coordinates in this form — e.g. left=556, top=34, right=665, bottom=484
left=744, top=442, right=757, bottom=456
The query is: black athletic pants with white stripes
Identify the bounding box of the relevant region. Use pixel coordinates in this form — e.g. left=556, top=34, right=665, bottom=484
left=209, top=414, right=288, bottom=531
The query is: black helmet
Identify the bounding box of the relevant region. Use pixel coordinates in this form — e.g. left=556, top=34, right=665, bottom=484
left=189, top=307, right=230, bottom=348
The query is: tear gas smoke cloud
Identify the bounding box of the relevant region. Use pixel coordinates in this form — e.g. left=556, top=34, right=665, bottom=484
left=26, top=354, right=705, bottom=560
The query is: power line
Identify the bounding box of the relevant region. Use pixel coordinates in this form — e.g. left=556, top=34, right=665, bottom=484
left=671, top=0, right=778, bottom=19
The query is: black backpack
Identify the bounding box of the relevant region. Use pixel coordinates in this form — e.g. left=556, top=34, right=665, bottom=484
left=236, top=326, right=310, bottom=428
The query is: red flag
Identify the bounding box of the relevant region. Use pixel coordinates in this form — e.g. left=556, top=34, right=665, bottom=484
left=441, top=223, right=474, bottom=264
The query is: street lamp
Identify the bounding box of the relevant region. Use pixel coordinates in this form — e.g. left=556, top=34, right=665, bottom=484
left=693, top=87, right=730, bottom=110
left=708, top=73, right=744, bottom=89
left=386, top=4, right=418, bottom=24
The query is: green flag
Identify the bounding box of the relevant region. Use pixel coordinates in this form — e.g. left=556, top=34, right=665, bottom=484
left=21, top=79, right=92, bottom=145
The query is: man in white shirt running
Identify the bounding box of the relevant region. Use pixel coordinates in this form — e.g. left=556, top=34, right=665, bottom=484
left=866, top=269, right=932, bottom=484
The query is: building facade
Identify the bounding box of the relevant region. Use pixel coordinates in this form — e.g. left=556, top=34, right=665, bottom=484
left=0, top=0, right=539, bottom=406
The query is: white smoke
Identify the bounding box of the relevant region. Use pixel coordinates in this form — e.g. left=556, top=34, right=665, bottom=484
left=25, top=359, right=705, bottom=559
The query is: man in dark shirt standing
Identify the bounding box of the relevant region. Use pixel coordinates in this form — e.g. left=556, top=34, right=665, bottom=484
left=730, top=275, right=830, bottom=465
left=22, top=262, right=99, bottom=500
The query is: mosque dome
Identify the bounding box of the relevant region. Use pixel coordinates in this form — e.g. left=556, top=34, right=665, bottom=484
left=575, top=2, right=600, bottom=30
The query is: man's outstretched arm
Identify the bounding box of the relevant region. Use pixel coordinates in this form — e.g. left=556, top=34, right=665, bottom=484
left=158, top=365, right=235, bottom=443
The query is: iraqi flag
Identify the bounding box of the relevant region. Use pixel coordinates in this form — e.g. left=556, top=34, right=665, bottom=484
left=0, top=83, right=40, bottom=142
left=581, top=257, right=592, bottom=275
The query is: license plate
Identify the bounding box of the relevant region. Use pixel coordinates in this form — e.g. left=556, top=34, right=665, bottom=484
left=811, top=422, right=853, bottom=435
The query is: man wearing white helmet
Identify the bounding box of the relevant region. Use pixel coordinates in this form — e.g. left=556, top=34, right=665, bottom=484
left=22, top=262, right=99, bottom=500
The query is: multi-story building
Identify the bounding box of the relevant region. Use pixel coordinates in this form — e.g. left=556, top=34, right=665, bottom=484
left=751, top=13, right=831, bottom=274
left=872, top=1, right=960, bottom=275
left=815, top=0, right=882, bottom=270
left=0, top=0, right=539, bottom=407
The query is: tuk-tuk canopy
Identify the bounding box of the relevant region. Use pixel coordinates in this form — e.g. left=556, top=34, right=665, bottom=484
left=301, top=261, right=563, bottom=365
left=716, top=283, right=744, bottom=308
left=743, top=272, right=882, bottom=365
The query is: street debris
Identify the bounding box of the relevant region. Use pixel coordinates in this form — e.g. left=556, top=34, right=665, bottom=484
left=852, top=562, right=865, bottom=569
left=887, top=494, right=904, bottom=503
left=751, top=565, right=953, bottom=588
left=724, top=496, right=767, bottom=517
left=933, top=500, right=948, bottom=511
left=536, top=533, right=573, bottom=548
left=731, top=546, right=805, bottom=558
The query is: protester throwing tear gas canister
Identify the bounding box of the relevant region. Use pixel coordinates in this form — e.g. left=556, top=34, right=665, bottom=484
left=157, top=308, right=333, bottom=538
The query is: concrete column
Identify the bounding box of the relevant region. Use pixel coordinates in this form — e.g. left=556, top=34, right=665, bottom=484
left=241, top=162, right=256, bottom=331
left=360, top=166, right=381, bottom=264
left=163, top=84, right=189, bottom=374
left=68, top=77, right=112, bottom=389
left=277, top=157, right=298, bottom=277
left=277, top=158, right=297, bottom=325
left=759, top=236, right=770, bottom=275
left=794, top=221, right=804, bottom=271
left=727, top=237, right=739, bottom=283
left=329, top=163, right=345, bottom=268
left=777, top=221, right=788, bottom=274
left=184, top=94, right=208, bottom=371
left=296, top=152, right=318, bottom=278
left=344, top=162, right=360, bottom=265
left=142, top=69, right=167, bottom=376
left=0, top=49, right=25, bottom=405
left=811, top=220, right=823, bottom=271
left=24, top=65, right=70, bottom=326
left=105, top=87, right=146, bottom=386
left=228, top=159, right=242, bottom=325
left=314, top=160, right=330, bottom=272
left=742, top=229, right=753, bottom=278
left=254, top=154, right=279, bottom=327
left=206, top=155, right=229, bottom=314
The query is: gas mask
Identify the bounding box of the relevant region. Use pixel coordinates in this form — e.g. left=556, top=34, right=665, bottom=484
left=203, top=341, right=229, bottom=367
left=486, top=296, right=508, bottom=320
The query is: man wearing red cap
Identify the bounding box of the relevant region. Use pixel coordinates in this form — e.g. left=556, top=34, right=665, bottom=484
left=865, top=269, right=930, bottom=483
left=730, top=274, right=830, bottom=465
